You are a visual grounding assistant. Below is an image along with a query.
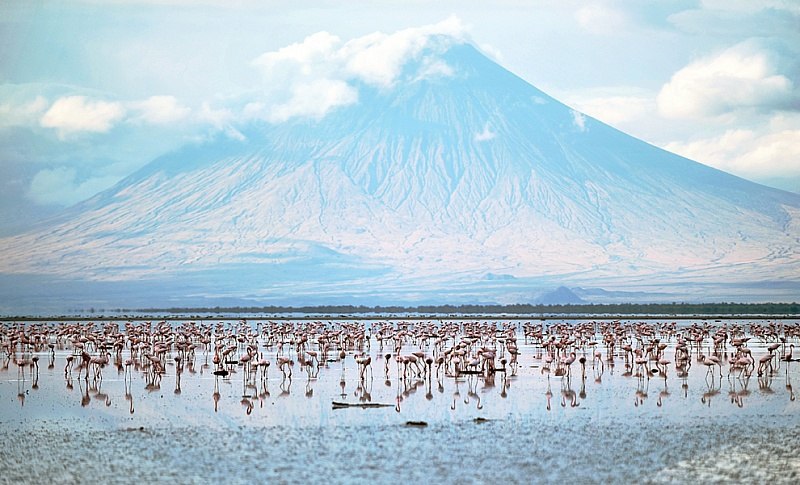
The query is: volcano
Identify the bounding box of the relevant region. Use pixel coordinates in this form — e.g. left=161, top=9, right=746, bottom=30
left=2, top=40, right=799, bottom=312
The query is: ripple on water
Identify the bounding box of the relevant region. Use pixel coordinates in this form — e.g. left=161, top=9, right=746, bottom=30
left=2, top=416, right=800, bottom=483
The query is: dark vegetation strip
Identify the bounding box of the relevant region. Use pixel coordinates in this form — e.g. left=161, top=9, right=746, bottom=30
left=4, top=302, right=798, bottom=321
left=133, top=301, right=800, bottom=316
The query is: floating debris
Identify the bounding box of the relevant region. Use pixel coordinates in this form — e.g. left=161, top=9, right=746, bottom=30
left=456, top=370, right=482, bottom=375
left=331, top=401, right=393, bottom=409
left=405, top=420, right=428, bottom=427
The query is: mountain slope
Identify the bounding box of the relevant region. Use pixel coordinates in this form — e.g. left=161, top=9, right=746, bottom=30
left=1, top=42, right=799, bottom=310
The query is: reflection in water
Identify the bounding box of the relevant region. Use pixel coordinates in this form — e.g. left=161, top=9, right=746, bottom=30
left=701, top=377, right=721, bottom=407
left=2, top=318, right=800, bottom=419
left=561, top=376, right=578, bottom=408
left=578, top=375, right=586, bottom=400
left=657, top=379, right=670, bottom=407
left=759, top=374, right=775, bottom=394
left=125, top=376, right=135, bottom=414
left=241, top=396, right=253, bottom=415
left=79, top=379, right=91, bottom=407
left=17, top=377, right=26, bottom=407
left=545, top=374, right=552, bottom=411
left=634, top=376, right=648, bottom=407
left=280, top=376, right=292, bottom=397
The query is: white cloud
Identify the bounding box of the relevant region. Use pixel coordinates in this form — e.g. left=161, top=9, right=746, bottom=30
left=27, top=166, right=121, bottom=206
left=564, top=88, right=654, bottom=127
left=198, top=101, right=233, bottom=128
left=40, top=96, right=126, bottom=136
left=474, top=123, right=496, bottom=142
left=197, top=101, right=245, bottom=141
left=249, top=16, right=468, bottom=122
left=252, top=31, right=341, bottom=78
left=478, top=43, right=503, bottom=63
left=340, top=16, right=467, bottom=88
left=0, top=96, right=48, bottom=128
left=663, top=114, right=800, bottom=180
left=657, top=40, right=797, bottom=119
left=269, top=79, right=358, bottom=123
left=130, top=95, right=190, bottom=124
left=571, top=110, right=587, bottom=132
left=412, top=58, right=455, bottom=83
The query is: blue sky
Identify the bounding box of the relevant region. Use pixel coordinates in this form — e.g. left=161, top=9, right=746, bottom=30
left=1, top=0, right=798, bottom=233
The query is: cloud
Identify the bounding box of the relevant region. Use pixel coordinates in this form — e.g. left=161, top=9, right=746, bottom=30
left=340, top=16, right=467, bottom=88
left=697, top=0, right=800, bottom=15
left=657, top=40, right=798, bottom=119
left=129, top=95, right=190, bottom=124
left=669, top=3, right=800, bottom=37
left=663, top=114, right=800, bottom=181
left=252, top=31, right=341, bottom=81
left=575, top=4, right=629, bottom=34
left=571, top=110, right=587, bottom=132
left=249, top=16, right=469, bottom=122
left=0, top=96, right=48, bottom=128
left=478, top=43, right=503, bottom=63
left=474, top=123, right=495, bottom=142
left=40, top=96, right=126, bottom=137
left=27, top=166, right=121, bottom=206
left=563, top=88, right=653, bottom=127
left=198, top=102, right=246, bottom=141
left=269, top=79, right=358, bottom=123
left=412, top=57, right=455, bottom=83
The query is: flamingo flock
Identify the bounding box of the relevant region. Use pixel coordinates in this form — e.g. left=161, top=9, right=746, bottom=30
left=2, top=318, right=799, bottom=412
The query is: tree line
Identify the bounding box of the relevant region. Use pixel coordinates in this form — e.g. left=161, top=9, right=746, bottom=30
left=126, top=301, right=800, bottom=316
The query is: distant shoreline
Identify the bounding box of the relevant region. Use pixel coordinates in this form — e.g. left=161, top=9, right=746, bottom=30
left=1, top=315, right=798, bottom=322
left=2, top=301, right=799, bottom=322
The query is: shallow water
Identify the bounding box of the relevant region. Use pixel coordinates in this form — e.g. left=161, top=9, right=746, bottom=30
left=1, top=318, right=799, bottom=483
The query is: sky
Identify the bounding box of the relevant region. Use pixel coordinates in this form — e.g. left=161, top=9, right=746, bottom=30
left=1, top=0, right=798, bottom=234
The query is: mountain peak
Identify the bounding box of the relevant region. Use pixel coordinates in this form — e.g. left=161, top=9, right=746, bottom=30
left=535, top=287, right=585, bottom=305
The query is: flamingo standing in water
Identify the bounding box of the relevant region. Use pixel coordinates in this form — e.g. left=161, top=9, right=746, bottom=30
left=64, top=355, right=74, bottom=377
left=783, top=344, right=794, bottom=363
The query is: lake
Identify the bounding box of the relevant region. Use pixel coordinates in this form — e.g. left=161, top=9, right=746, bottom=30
left=1, top=318, right=798, bottom=483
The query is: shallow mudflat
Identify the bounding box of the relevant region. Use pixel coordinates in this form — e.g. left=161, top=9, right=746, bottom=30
left=1, top=318, right=799, bottom=484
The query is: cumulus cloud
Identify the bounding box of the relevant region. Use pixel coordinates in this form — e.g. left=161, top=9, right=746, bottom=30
left=198, top=102, right=246, bottom=141
left=663, top=114, right=800, bottom=181
left=0, top=96, right=48, bottom=128
left=252, top=31, right=341, bottom=81
left=248, top=16, right=468, bottom=122
left=129, top=95, right=190, bottom=124
left=657, top=40, right=797, bottom=119
left=269, top=79, right=358, bottom=123
left=340, top=16, right=466, bottom=87
left=40, top=96, right=126, bottom=137
left=27, top=166, right=121, bottom=206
